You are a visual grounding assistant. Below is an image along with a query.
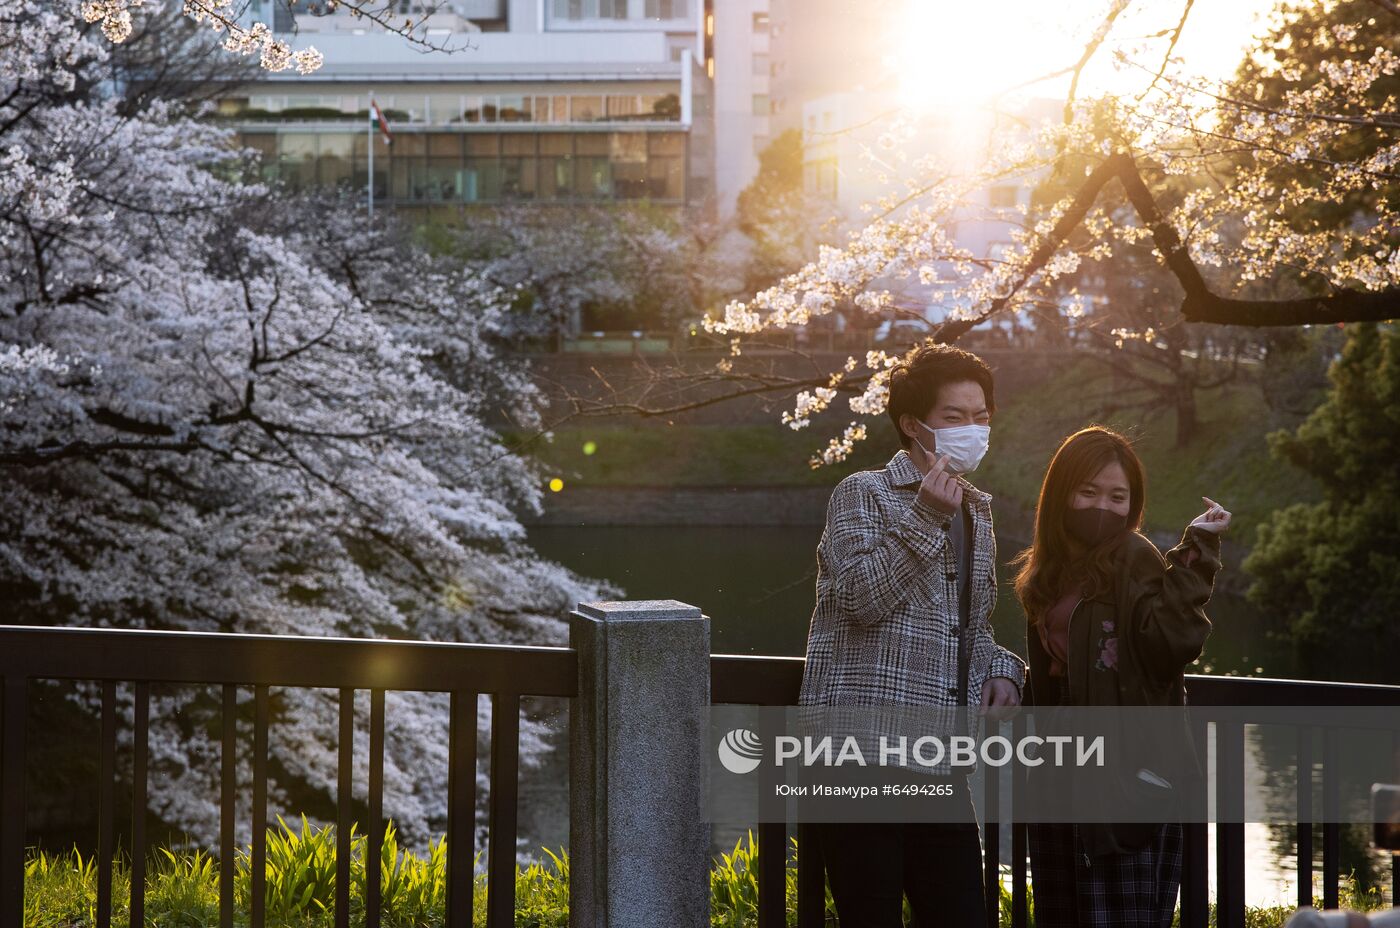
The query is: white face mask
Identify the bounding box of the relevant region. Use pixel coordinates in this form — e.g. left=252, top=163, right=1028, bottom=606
left=912, top=420, right=990, bottom=474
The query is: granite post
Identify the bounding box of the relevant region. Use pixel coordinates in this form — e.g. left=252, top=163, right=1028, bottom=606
left=569, top=600, right=711, bottom=928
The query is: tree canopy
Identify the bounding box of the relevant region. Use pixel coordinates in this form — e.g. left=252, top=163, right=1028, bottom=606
left=1, top=0, right=606, bottom=845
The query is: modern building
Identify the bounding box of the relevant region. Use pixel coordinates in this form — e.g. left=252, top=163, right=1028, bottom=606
left=766, top=0, right=897, bottom=135
left=217, top=0, right=772, bottom=220
left=709, top=0, right=771, bottom=216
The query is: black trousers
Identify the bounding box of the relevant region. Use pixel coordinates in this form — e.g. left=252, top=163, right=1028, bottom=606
left=811, top=777, right=986, bottom=927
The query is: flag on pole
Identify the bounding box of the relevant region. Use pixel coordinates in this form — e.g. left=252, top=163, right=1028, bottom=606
left=370, top=99, right=393, bottom=145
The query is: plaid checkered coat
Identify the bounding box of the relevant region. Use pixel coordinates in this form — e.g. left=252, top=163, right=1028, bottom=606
left=798, top=449, right=1026, bottom=710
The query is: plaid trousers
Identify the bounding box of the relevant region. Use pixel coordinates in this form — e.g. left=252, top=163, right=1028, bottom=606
left=1027, top=821, right=1183, bottom=928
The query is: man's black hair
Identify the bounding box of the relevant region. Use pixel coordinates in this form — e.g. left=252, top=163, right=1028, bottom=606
left=886, top=342, right=996, bottom=449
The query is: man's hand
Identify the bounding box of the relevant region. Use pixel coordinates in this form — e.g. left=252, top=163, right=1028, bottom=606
left=915, top=449, right=963, bottom=517
left=979, top=677, right=1020, bottom=720
left=1188, top=495, right=1231, bottom=535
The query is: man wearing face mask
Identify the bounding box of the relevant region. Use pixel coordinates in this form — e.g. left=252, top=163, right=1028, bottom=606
left=798, top=343, right=1026, bottom=927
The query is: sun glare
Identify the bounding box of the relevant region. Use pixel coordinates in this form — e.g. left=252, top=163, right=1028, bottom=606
left=891, top=1, right=1073, bottom=111
left=890, top=1, right=1279, bottom=113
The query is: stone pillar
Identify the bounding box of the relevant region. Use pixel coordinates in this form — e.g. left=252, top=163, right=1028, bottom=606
left=569, top=600, right=711, bottom=928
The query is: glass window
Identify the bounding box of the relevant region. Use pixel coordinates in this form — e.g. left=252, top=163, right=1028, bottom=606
left=463, top=134, right=499, bottom=199
left=539, top=153, right=574, bottom=199
left=394, top=134, right=427, bottom=157
left=550, top=96, right=569, bottom=124
left=390, top=155, right=414, bottom=199
left=462, top=96, right=488, bottom=123
left=428, top=134, right=462, bottom=157
left=463, top=157, right=501, bottom=201
left=552, top=0, right=625, bottom=19
left=644, top=0, right=688, bottom=16
left=752, top=11, right=768, bottom=31
left=575, top=133, right=609, bottom=156
left=424, top=157, right=463, bottom=201
left=427, top=94, right=462, bottom=125
left=752, top=94, right=770, bottom=116
left=351, top=132, right=390, bottom=160
left=351, top=162, right=387, bottom=198
left=498, top=95, right=532, bottom=123
left=381, top=97, right=424, bottom=124
left=389, top=134, right=425, bottom=200
left=277, top=133, right=317, bottom=190
left=466, top=134, right=499, bottom=156
left=502, top=134, right=536, bottom=156
left=317, top=133, right=355, bottom=189
left=501, top=156, right=537, bottom=199
left=607, top=95, right=641, bottom=121
left=463, top=97, right=498, bottom=123
left=240, top=133, right=278, bottom=182
left=217, top=97, right=250, bottom=117
left=642, top=94, right=681, bottom=121
left=501, top=133, right=537, bottom=196
left=576, top=157, right=612, bottom=198
left=571, top=96, right=604, bottom=123
left=647, top=156, right=683, bottom=199
left=752, top=53, right=769, bottom=75
left=537, top=135, right=575, bottom=198
left=648, top=132, right=685, bottom=156
left=240, top=133, right=276, bottom=158
left=539, top=135, right=572, bottom=156
left=610, top=133, right=648, bottom=199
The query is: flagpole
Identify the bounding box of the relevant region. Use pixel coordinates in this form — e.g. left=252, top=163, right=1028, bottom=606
left=367, top=89, right=374, bottom=222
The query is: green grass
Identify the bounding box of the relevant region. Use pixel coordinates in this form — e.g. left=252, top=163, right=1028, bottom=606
left=24, top=826, right=1386, bottom=927
left=518, top=356, right=1322, bottom=544
left=508, top=419, right=901, bottom=489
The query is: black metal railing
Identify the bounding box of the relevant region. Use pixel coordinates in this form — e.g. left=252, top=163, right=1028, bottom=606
left=711, top=654, right=1400, bottom=928
left=2, top=624, right=1395, bottom=928
left=0, top=625, right=576, bottom=928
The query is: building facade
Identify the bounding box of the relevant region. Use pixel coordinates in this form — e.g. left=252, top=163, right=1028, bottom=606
left=218, top=0, right=771, bottom=220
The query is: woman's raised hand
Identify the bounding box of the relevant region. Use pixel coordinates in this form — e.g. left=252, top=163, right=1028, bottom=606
left=1189, top=496, right=1231, bottom=534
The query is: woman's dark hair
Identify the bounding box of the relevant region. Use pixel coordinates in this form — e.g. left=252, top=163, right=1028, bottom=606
left=1010, top=425, right=1147, bottom=625
left=885, top=343, right=996, bottom=448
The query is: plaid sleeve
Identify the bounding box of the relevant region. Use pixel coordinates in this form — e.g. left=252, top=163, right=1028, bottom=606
left=968, top=618, right=1027, bottom=700
left=823, top=473, right=952, bottom=627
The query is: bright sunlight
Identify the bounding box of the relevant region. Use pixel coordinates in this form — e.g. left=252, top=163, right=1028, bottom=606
left=889, top=0, right=1076, bottom=110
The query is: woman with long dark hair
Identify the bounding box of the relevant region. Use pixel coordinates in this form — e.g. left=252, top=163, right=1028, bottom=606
left=1010, top=425, right=1230, bottom=928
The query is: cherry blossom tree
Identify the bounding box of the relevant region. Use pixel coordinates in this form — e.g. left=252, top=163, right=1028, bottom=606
left=444, top=204, right=747, bottom=344
left=555, top=0, right=1400, bottom=467
left=1, top=0, right=609, bottom=847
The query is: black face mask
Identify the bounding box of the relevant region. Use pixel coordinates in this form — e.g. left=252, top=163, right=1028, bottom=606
left=1064, top=506, right=1128, bottom=547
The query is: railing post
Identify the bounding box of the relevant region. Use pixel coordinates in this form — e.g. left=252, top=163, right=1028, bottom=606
left=569, top=600, right=711, bottom=928
left=0, top=678, right=26, bottom=928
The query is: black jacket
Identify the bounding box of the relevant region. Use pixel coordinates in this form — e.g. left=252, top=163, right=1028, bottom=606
left=1024, top=526, right=1221, bottom=854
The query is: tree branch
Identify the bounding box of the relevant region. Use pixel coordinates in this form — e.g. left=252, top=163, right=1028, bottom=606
left=1112, top=151, right=1400, bottom=325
